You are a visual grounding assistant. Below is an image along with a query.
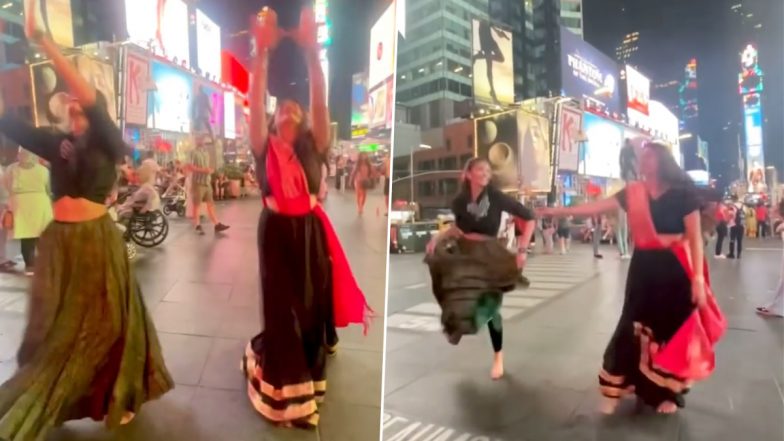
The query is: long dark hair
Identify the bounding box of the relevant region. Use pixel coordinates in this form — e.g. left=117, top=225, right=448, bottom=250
left=458, top=157, right=491, bottom=200
left=264, top=103, right=324, bottom=190
left=645, top=142, right=696, bottom=192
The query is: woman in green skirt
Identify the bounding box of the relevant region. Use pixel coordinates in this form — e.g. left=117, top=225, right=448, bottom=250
left=0, top=15, right=173, bottom=440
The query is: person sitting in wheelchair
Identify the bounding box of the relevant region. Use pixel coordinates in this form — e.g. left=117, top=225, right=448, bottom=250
left=117, top=163, right=161, bottom=221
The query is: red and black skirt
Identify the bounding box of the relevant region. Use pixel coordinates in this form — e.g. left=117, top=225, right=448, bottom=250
left=599, top=249, right=696, bottom=408
left=242, top=208, right=338, bottom=429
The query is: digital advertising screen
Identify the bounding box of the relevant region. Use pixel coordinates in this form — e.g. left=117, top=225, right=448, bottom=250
left=196, top=9, right=221, bottom=80
left=149, top=62, right=192, bottom=133
left=368, top=82, right=388, bottom=129
left=475, top=111, right=519, bottom=192
left=351, top=72, right=370, bottom=139
left=560, top=27, right=621, bottom=115
left=31, top=56, right=117, bottom=130
left=125, top=52, right=150, bottom=126
left=648, top=100, right=681, bottom=165
left=557, top=106, right=583, bottom=172
left=368, top=2, right=397, bottom=90
left=25, top=0, right=74, bottom=47
left=517, top=111, right=552, bottom=192
left=626, top=65, right=650, bottom=120
left=471, top=19, right=515, bottom=106
left=192, top=81, right=224, bottom=137
left=224, top=92, right=236, bottom=139
left=125, top=0, right=190, bottom=65
left=582, top=112, right=623, bottom=178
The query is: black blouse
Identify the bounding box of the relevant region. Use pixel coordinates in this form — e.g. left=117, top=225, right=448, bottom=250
left=254, top=135, right=323, bottom=198
left=615, top=186, right=701, bottom=234
left=0, top=105, right=127, bottom=204
left=452, top=186, right=535, bottom=236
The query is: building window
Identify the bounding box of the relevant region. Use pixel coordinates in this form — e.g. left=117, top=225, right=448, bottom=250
left=445, top=138, right=452, bottom=151
left=562, top=17, right=582, bottom=29
left=419, top=160, right=436, bottom=171
left=439, top=156, right=458, bottom=170
left=460, top=153, right=473, bottom=167
left=438, top=178, right=459, bottom=196
left=467, top=135, right=473, bottom=150
left=418, top=181, right=436, bottom=197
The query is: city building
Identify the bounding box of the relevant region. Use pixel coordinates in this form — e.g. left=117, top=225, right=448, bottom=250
left=615, top=31, right=639, bottom=66
left=560, top=0, right=584, bottom=38
left=395, top=0, right=488, bottom=130
left=0, top=0, right=26, bottom=69
left=392, top=118, right=474, bottom=209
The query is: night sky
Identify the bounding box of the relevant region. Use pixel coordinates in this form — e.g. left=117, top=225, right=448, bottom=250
left=196, top=0, right=390, bottom=140
left=584, top=0, right=784, bottom=185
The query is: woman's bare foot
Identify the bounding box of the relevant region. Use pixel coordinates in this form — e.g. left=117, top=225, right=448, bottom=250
left=599, top=396, right=619, bottom=415
left=656, top=401, right=678, bottom=414
left=491, top=352, right=504, bottom=380
left=120, top=412, right=136, bottom=425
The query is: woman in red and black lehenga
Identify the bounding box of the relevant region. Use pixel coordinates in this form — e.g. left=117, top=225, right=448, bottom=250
left=243, top=8, right=372, bottom=428
left=541, top=142, right=726, bottom=415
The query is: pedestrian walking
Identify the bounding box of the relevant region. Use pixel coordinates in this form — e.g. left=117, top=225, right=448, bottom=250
left=756, top=204, right=784, bottom=318
left=188, top=136, right=229, bottom=235
left=540, top=142, right=725, bottom=415
left=0, top=162, right=13, bottom=271
left=244, top=8, right=372, bottom=428
left=727, top=198, right=745, bottom=259
left=714, top=202, right=729, bottom=258
left=0, top=16, right=172, bottom=440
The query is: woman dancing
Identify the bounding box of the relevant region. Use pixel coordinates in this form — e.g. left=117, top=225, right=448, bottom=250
left=541, top=142, right=725, bottom=414
left=425, top=158, right=535, bottom=379
left=243, top=8, right=371, bottom=428
left=0, top=15, right=172, bottom=440
left=352, top=152, right=374, bottom=215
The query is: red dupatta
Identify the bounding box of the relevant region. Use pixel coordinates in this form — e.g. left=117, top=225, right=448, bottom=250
left=265, top=137, right=373, bottom=333
left=626, top=182, right=726, bottom=382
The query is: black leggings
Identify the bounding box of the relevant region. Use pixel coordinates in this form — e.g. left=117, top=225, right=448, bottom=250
left=729, top=226, right=744, bottom=258
left=488, top=315, right=502, bottom=353
left=21, top=238, right=38, bottom=269
left=714, top=222, right=727, bottom=256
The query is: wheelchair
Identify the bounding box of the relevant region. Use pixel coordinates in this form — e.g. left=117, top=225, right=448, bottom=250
left=122, top=209, right=170, bottom=248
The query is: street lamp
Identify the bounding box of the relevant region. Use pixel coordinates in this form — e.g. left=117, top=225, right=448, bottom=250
left=410, top=144, right=431, bottom=202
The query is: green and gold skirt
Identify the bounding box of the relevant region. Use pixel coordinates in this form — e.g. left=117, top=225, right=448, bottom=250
left=0, top=215, right=174, bottom=440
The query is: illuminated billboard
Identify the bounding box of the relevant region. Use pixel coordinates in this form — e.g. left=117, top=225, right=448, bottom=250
left=125, top=52, right=150, bottom=126
left=125, top=0, right=190, bottom=65
left=471, top=19, right=514, bottom=106
left=626, top=65, right=650, bottom=117
left=148, top=62, right=192, bottom=133
left=224, top=92, right=236, bottom=139
left=582, top=112, right=623, bottom=178
left=31, top=56, right=117, bottom=130
left=368, top=2, right=397, bottom=90
left=192, top=81, right=223, bottom=137
left=557, top=105, right=583, bottom=172
left=679, top=58, right=698, bottom=124
left=368, top=81, right=388, bottom=129
left=649, top=100, right=681, bottom=166
left=25, top=0, right=73, bottom=47
left=196, top=10, right=221, bottom=80
left=739, top=43, right=765, bottom=191
left=315, top=0, right=331, bottom=100
left=560, top=27, right=621, bottom=115
left=351, top=72, right=369, bottom=138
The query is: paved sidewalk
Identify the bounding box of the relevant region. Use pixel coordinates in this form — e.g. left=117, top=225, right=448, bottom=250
left=0, top=188, right=388, bottom=441
left=383, top=240, right=784, bottom=441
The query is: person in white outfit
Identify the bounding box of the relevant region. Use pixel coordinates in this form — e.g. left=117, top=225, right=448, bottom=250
left=4, top=149, right=53, bottom=275
left=756, top=218, right=784, bottom=318
left=0, top=163, right=13, bottom=270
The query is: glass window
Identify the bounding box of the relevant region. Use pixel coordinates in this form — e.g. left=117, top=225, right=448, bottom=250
left=439, top=178, right=459, bottom=196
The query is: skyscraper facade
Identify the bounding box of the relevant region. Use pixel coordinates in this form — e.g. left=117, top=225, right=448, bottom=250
left=395, top=0, right=489, bottom=129
left=615, top=31, right=640, bottom=65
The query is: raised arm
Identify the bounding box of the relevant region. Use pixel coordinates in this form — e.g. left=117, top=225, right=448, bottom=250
left=495, top=189, right=536, bottom=263
left=250, top=9, right=278, bottom=158
left=296, top=8, right=330, bottom=153
left=27, top=13, right=96, bottom=108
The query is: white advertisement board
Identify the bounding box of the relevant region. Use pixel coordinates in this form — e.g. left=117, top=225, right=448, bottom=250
left=125, top=53, right=149, bottom=126
left=125, top=0, right=190, bottom=65
left=368, top=2, right=396, bottom=90
left=472, top=19, right=515, bottom=106
left=196, top=10, right=221, bottom=80
left=626, top=65, right=651, bottom=128
left=558, top=106, right=582, bottom=171
left=224, top=92, right=236, bottom=139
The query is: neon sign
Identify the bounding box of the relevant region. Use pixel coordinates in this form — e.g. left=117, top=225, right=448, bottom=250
left=739, top=43, right=765, bottom=190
